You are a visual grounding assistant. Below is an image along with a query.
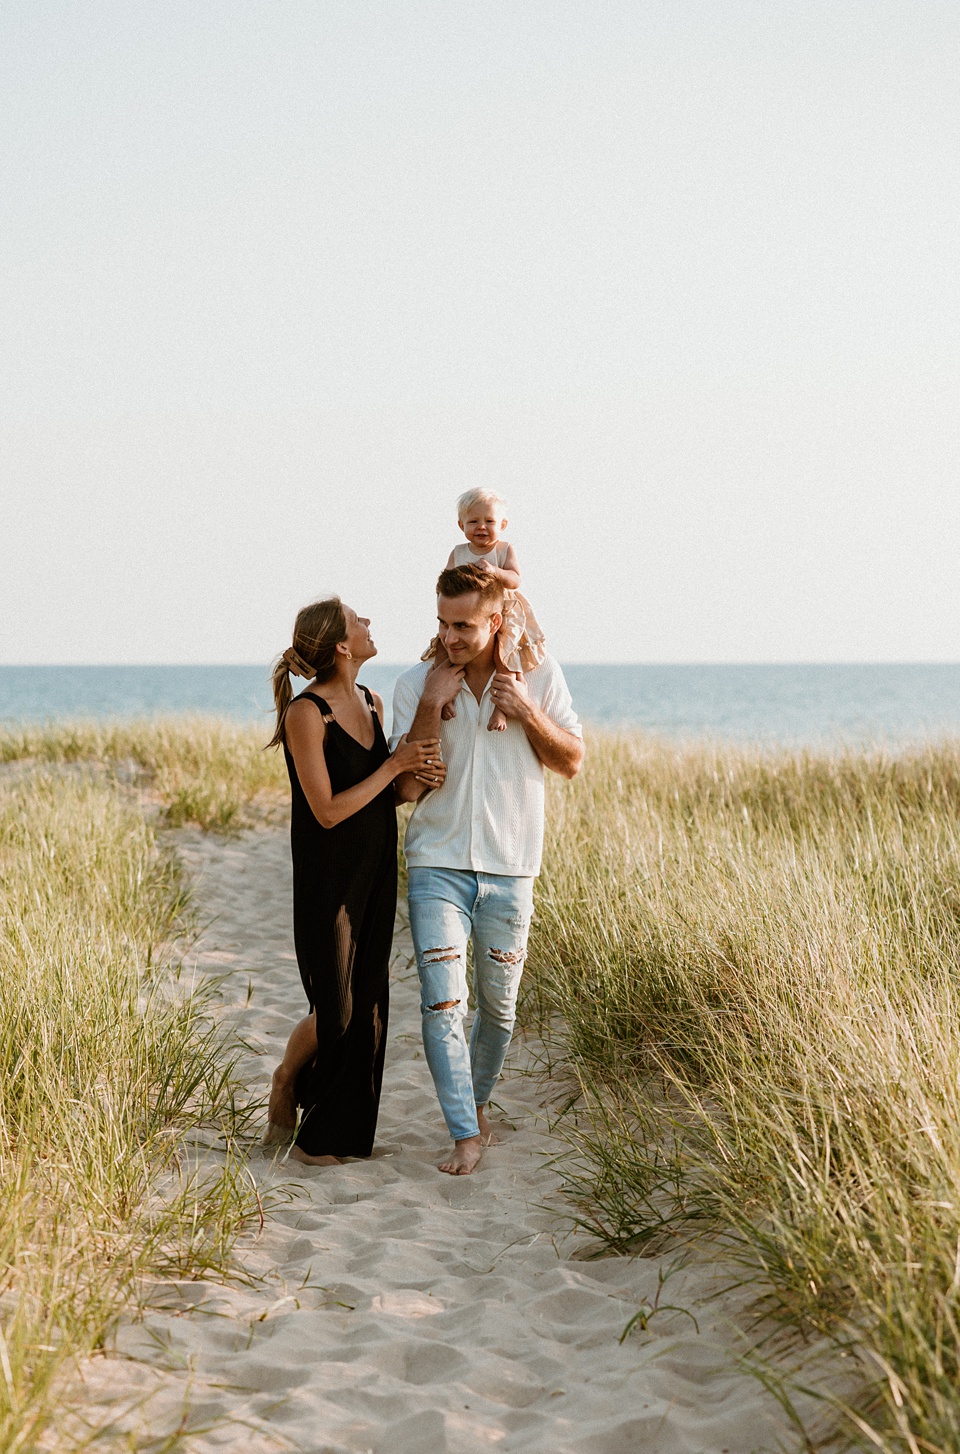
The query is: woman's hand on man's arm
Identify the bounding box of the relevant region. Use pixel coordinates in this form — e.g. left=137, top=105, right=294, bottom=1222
left=390, top=735, right=445, bottom=788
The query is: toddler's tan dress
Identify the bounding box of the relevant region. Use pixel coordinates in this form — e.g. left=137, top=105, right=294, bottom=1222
left=423, top=542, right=546, bottom=674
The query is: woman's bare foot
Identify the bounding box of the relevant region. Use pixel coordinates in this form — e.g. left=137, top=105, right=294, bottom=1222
left=487, top=708, right=507, bottom=732
left=261, top=1120, right=295, bottom=1147
left=287, top=1147, right=342, bottom=1166
left=261, top=1066, right=297, bottom=1145
left=476, top=1106, right=498, bottom=1147
left=438, top=1135, right=483, bottom=1175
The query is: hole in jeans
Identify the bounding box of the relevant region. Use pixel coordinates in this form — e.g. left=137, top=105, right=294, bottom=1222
left=428, top=1000, right=461, bottom=1011
left=422, top=946, right=459, bottom=964
left=487, top=947, right=526, bottom=966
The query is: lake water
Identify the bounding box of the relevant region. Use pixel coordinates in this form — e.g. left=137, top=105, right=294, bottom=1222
left=4, top=663, right=960, bottom=747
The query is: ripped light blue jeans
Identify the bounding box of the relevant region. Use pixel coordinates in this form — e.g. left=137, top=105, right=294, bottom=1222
left=407, top=867, right=535, bottom=1143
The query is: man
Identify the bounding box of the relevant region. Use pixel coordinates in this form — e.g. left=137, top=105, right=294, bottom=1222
left=391, top=562, right=584, bottom=1175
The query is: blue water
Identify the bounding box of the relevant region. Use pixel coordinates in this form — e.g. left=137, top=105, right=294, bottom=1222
left=4, top=663, right=960, bottom=746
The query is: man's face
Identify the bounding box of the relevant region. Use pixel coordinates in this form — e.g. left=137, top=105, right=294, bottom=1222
left=437, top=592, right=502, bottom=666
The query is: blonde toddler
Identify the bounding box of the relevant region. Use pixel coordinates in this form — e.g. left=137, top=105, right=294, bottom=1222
left=422, top=489, right=545, bottom=731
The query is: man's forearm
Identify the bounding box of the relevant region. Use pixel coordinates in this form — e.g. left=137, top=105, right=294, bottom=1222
left=394, top=696, right=445, bottom=801
left=519, top=702, right=584, bottom=778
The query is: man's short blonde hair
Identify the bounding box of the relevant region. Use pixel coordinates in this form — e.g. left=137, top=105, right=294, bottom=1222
left=456, top=488, right=508, bottom=523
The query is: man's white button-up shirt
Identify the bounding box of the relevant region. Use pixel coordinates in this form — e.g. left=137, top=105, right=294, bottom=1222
left=389, top=654, right=582, bottom=879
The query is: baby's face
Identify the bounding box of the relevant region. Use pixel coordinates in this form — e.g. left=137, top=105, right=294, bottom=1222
left=460, top=505, right=507, bottom=551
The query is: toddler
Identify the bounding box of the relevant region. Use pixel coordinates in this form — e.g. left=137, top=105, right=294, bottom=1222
left=423, top=489, right=545, bottom=731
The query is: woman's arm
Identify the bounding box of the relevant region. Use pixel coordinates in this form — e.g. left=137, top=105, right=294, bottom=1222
left=285, top=699, right=440, bottom=827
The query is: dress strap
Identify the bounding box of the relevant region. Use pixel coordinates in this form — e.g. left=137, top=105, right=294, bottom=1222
left=300, top=691, right=336, bottom=724
left=359, top=684, right=377, bottom=713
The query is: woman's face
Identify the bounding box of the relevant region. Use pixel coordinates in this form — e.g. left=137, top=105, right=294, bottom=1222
left=342, top=606, right=377, bottom=661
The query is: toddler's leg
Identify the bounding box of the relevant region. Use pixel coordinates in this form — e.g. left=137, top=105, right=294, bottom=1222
left=487, top=635, right=519, bottom=732
left=433, top=640, right=457, bottom=720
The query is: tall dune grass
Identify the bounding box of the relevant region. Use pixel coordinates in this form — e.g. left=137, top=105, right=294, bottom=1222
left=527, top=732, right=960, bottom=1452
left=0, top=719, right=286, bottom=831
left=0, top=769, right=258, bottom=1451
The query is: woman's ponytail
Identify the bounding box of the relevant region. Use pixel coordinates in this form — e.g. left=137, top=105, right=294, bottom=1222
left=266, top=596, right=347, bottom=749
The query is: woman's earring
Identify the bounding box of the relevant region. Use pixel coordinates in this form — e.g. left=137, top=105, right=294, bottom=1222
left=345, top=651, right=353, bottom=660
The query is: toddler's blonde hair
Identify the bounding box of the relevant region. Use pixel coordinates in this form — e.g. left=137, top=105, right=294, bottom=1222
left=456, top=488, right=508, bottom=523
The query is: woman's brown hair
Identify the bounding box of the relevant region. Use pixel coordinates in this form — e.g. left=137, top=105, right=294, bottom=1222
left=266, top=596, right=347, bottom=749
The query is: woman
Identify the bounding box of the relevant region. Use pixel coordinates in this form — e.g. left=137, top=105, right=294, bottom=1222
left=264, top=597, right=444, bottom=1165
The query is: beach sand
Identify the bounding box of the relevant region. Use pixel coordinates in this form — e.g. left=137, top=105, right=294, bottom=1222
left=68, top=826, right=831, bottom=1453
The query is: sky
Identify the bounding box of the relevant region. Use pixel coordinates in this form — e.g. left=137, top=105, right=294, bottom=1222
left=2, top=1, right=959, bottom=665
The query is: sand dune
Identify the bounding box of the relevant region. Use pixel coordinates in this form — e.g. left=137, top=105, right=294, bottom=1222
left=70, top=827, right=827, bottom=1452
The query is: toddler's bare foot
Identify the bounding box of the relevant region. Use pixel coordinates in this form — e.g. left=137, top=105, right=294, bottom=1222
left=438, top=1135, right=483, bottom=1175
left=441, top=701, right=457, bottom=721
left=287, top=1147, right=342, bottom=1166
left=487, top=708, right=507, bottom=732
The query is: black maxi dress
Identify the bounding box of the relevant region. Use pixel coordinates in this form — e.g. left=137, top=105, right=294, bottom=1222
left=283, top=687, right=397, bottom=1158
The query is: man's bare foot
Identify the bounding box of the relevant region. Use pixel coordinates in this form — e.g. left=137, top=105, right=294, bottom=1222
left=476, top=1106, right=498, bottom=1147
left=287, top=1147, right=342, bottom=1166
left=261, top=1066, right=297, bottom=1145
left=438, top=1135, right=482, bottom=1175
left=487, top=709, right=507, bottom=732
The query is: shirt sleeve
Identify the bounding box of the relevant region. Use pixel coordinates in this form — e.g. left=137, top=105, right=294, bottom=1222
left=389, top=670, right=423, bottom=751
left=537, top=659, right=583, bottom=739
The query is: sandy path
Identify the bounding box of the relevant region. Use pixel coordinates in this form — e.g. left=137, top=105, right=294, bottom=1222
left=73, top=827, right=819, bottom=1454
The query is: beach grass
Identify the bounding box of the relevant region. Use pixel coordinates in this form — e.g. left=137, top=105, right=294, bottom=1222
left=0, top=766, right=259, bottom=1451
left=12, top=717, right=960, bottom=1447
left=0, top=718, right=286, bottom=832
left=526, top=731, right=960, bottom=1452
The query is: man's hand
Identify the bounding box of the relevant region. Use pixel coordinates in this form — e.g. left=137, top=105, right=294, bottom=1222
left=422, top=656, right=465, bottom=711
left=490, top=671, right=583, bottom=779
left=489, top=672, right=531, bottom=722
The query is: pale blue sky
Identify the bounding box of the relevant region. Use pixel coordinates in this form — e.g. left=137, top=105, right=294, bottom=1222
left=2, top=2, right=958, bottom=663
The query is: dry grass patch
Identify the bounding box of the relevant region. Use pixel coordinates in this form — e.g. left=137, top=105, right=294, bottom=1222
left=0, top=769, right=260, bottom=1451
left=526, top=732, right=960, bottom=1452
left=0, top=719, right=287, bottom=832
